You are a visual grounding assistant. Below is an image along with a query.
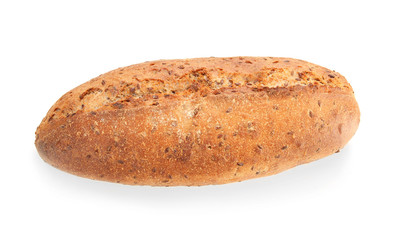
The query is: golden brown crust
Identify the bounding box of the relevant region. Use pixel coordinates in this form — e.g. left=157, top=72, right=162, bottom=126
left=35, top=57, right=360, bottom=186
left=39, top=57, right=352, bottom=123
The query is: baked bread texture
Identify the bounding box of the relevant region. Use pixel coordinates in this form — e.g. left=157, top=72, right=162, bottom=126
left=35, top=57, right=360, bottom=186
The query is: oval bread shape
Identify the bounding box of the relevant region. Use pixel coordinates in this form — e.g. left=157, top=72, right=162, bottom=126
left=35, top=57, right=360, bottom=186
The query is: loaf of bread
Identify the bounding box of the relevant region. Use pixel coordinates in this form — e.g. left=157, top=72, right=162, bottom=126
left=35, top=57, right=360, bottom=186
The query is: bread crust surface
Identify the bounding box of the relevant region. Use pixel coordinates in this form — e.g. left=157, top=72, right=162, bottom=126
left=35, top=57, right=360, bottom=186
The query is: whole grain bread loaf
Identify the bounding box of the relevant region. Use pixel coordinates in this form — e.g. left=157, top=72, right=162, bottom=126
left=35, top=57, right=360, bottom=186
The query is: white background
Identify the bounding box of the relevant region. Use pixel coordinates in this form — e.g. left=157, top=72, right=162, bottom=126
left=1, top=0, right=403, bottom=239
